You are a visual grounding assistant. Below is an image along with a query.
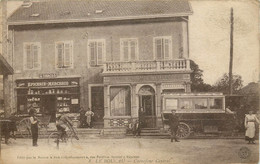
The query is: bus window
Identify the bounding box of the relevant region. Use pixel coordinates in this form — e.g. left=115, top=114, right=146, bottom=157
left=194, top=99, right=208, bottom=109
left=179, top=99, right=193, bottom=109
left=166, top=99, right=178, bottom=110
left=209, top=98, right=223, bottom=109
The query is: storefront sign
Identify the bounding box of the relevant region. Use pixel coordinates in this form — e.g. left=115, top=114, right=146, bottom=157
left=71, top=99, right=79, bottom=104
left=28, top=81, right=69, bottom=87
left=39, top=73, right=58, bottom=78
left=16, top=78, right=79, bottom=88
left=162, top=83, right=185, bottom=90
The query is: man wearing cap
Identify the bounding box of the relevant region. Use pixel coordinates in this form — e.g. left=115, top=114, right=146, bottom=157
left=169, top=109, right=180, bottom=142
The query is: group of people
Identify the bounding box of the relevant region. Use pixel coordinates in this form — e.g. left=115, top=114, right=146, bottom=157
left=28, top=105, right=77, bottom=147
left=1, top=105, right=259, bottom=146
left=127, top=107, right=179, bottom=142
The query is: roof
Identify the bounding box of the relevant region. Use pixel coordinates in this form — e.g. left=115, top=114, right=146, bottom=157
left=8, top=0, right=193, bottom=25
left=238, top=82, right=259, bottom=96
left=0, top=54, right=14, bottom=75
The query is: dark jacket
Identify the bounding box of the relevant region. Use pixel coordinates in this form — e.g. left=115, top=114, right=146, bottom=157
left=169, top=114, right=179, bottom=129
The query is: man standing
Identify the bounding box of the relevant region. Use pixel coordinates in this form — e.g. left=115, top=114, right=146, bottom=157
left=169, top=109, right=180, bottom=142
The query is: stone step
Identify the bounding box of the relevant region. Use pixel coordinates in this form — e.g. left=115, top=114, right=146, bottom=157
left=140, top=130, right=160, bottom=133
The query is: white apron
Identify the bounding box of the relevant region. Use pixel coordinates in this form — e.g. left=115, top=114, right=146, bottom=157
left=245, top=115, right=257, bottom=139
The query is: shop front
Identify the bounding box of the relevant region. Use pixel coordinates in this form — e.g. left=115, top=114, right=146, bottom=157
left=102, top=73, right=191, bottom=128
left=16, top=77, right=80, bottom=122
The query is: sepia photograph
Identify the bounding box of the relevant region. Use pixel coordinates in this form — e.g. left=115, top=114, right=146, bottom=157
left=0, top=0, right=259, bottom=163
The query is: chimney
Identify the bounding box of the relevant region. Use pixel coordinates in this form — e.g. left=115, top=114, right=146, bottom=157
left=22, top=0, right=32, bottom=8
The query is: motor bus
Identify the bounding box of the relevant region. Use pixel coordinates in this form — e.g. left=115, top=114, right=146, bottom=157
left=161, top=92, right=235, bottom=138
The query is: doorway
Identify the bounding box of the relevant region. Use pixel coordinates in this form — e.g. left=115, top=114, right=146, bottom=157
left=42, top=96, right=56, bottom=122
left=138, top=86, right=156, bottom=128
left=91, top=86, right=104, bottom=128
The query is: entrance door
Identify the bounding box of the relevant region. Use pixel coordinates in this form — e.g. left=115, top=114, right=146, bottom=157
left=91, top=86, right=104, bottom=128
left=138, top=86, right=156, bottom=128
left=42, top=96, right=56, bottom=122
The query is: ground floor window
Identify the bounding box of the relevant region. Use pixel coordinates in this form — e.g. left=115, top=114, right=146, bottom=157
left=16, top=78, right=80, bottom=122
left=110, top=86, right=131, bottom=116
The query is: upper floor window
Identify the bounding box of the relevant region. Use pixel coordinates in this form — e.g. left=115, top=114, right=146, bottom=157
left=55, top=41, right=73, bottom=69
left=23, top=42, right=41, bottom=70
left=88, top=39, right=106, bottom=67
left=153, top=36, right=172, bottom=60
left=120, top=38, right=138, bottom=61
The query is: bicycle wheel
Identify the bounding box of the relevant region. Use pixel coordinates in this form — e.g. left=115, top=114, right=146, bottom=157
left=48, top=132, right=70, bottom=148
left=48, top=132, right=61, bottom=148
left=68, top=127, right=79, bottom=144
left=38, top=124, right=48, bottom=138
left=18, top=118, right=31, bottom=138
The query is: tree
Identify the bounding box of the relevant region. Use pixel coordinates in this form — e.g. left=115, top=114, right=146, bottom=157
left=190, top=60, right=212, bottom=92
left=212, top=73, right=243, bottom=94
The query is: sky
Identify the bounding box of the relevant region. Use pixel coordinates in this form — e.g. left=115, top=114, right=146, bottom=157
left=189, top=0, right=259, bottom=85
left=5, top=0, right=260, bottom=86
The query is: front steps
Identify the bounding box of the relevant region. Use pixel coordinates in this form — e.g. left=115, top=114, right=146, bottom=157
left=13, top=126, right=245, bottom=139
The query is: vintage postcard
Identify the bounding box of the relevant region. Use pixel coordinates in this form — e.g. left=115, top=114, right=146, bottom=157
left=0, top=0, right=259, bottom=164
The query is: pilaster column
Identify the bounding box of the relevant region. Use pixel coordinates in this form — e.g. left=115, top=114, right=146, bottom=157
left=131, top=83, right=138, bottom=118
left=182, top=20, right=189, bottom=58
left=3, top=74, right=10, bottom=117
left=155, top=83, right=162, bottom=116
left=104, top=85, right=110, bottom=117
left=185, top=82, right=191, bottom=93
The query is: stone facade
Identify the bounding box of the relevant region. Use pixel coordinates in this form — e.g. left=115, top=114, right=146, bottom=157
left=5, top=2, right=192, bottom=128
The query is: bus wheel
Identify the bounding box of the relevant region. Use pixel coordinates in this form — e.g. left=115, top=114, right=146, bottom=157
left=176, top=122, right=191, bottom=139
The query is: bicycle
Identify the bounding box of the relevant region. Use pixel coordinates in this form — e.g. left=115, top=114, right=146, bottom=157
left=47, top=125, right=79, bottom=149
left=18, top=116, right=49, bottom=138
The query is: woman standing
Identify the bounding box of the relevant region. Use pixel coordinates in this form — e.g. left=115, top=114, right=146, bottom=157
left=245, top=110, right=260, bottom=144
left=29, top=108, right=39, bottom=146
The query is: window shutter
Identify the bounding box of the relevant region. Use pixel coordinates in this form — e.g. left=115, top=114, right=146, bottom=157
left=164, top=39, right=170, bottom=59
left=64, top=43, right=71, bottom=67
left=57, top=43, right=64, bottom=68
left=33, top=45, right=39, bottom=68
left=130, top=40, right=136, bottom=61
left=155, top=39, right=162, bottom=60
left=89, top=42, right=96, bottom=66
left=26, top=44, right=33, bottom=69
left=97, top=42, right=103, bottom=65
left=123, top=41, right=128, bottom=61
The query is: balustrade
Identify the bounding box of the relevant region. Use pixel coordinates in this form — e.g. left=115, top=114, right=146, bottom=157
left=103, top=59, right=191, bottom=73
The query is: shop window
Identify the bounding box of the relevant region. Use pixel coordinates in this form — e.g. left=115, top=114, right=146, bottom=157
left=209, top=98, right=223, bottom=109
left=179, top=99, right=193, bottom=110
left=120, top=38, right=138, bottom=61
left=194, top=99, right=208, bottom=109
left=110, top=86, right=131, bottom=116
left=55, top=41, right=73, bottom=69
left=153, top=36, right=172, bottom=60
left=23, top=42, right=41, bottom=70
left=165, top=98, right=178, bottom=111
left=88, top=39, right=106, bottom=67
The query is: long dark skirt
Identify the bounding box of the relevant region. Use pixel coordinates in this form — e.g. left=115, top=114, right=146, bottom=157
left=31, top=124, right=38, bottom=146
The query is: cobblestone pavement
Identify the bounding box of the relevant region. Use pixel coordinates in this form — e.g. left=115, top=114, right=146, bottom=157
left=1, top=138, right=259, bottom=164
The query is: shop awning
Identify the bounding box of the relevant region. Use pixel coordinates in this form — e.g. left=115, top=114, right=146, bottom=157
left=0, top=54, right=13, bottom=75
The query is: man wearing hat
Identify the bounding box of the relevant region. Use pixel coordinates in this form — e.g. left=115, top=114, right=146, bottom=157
left=169, top=109, right=180, bottom=142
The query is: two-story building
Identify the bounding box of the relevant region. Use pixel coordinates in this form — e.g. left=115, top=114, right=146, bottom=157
left=6, top=0, right=193, bottom=128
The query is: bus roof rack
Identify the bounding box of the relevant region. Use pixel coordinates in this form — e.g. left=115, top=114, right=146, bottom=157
left=162, top=92, right=224, bottom=96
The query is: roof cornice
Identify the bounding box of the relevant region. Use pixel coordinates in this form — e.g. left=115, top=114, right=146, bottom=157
left=8, top=12, right=193, bottom=26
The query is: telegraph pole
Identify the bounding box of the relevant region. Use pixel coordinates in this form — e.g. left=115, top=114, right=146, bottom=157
left=229, top=8, right=234, bottom=95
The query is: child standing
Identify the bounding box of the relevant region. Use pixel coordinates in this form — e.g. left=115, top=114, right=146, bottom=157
left=85, top=108, right=94, bottom=128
